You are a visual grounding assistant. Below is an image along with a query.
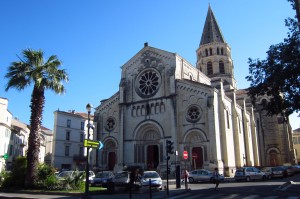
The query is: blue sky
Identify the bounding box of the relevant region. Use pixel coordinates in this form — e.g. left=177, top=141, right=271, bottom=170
left=0, top=0, right=299, bottom=130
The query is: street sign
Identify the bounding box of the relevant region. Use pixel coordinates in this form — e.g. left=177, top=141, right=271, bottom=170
left=183, top=151, right=188, bottom=160
left=2, top=154, right=8, bottom=160
left=84, top=139, right=104, bottom=150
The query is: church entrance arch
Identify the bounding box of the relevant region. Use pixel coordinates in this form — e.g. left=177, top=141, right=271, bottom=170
left=133, top=121, right=164, bottom=169
left=267, top=148, right=280, bottom=166
left=184, top=130, right=208, bottom=170
left=102, top=138, right=118, bottom=171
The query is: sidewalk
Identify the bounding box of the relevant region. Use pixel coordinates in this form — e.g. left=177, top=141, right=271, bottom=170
left=0, top=181, right=189, bottom=199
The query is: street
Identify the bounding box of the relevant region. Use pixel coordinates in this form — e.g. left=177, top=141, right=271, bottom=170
left=0, top=174, right=299, bottom=199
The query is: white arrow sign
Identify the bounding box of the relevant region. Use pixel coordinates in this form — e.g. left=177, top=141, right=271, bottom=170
left=99, top=141, right=104, bottom=150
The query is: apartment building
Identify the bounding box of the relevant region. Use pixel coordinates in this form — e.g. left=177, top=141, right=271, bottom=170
left=52, top=110, right=94, bottom=171
left=0, top=97, right=53, bottom=172
left=0, top=98, right=12, bottom=173
left=293, top=128, right=300, bottom=164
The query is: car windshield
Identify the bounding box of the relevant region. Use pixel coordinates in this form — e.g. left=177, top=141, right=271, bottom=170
left=96, top=172, right=110, bottom=178
left=143, top=172, right=160, bottom=178
left=236, top=168, right=244, bottom=172
left=115, top=172, right=128, bottom=179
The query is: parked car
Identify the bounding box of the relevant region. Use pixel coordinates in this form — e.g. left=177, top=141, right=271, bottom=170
left=90, top=171, right=114, bottom=187
left=188, top=169, right=224, bottom=183
left=141, top=171, right=162, bottom=189
left=261, top=167, right=284, bottom=179
left=234, top=167, right=267, bottom=182
left=276, top=166, right=294, bottom=177
left=113, top=171, right=141, bottom=190
left=288, top=165, right=300, bottom=174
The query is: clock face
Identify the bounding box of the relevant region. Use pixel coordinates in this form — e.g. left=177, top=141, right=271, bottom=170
left=135, top=69, right=161, bottom=98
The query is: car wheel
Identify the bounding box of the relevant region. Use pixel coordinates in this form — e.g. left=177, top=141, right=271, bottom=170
left=188, top=177, right=194, bottom=183
left=246, top=176, right=251, bottom=182
left=268, top=175, right=272, bottom=180
left=262, top=175, right=267, bottom=181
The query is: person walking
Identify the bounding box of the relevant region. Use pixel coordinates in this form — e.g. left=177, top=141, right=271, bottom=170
left=213, top=168, right=220, bottom=190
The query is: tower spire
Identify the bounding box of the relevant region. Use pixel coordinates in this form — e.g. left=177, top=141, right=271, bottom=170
left=200, top=5, right=225, bottom=46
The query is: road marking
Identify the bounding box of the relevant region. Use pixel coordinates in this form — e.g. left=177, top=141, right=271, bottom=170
left=242, top=195, right=260, bottom=199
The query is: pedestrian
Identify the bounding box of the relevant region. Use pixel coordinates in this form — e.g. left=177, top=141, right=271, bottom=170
left=181, top=169, right=189, bottom=183
left=213, top=168, right=220, bottom=190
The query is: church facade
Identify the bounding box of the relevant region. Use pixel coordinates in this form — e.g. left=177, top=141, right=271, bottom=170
left=93, top=6, right=295, bottom=177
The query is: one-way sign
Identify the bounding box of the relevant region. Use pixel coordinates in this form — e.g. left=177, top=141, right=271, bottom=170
left=84, top=139, right=104, bottom=150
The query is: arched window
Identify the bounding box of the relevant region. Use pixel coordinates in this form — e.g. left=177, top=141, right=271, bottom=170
left=217, top=48, right=220, bottom=55
left=205, top=49, right=208, bottom=56
left=219, top=61, right=225, bottom=74
left=209, top=48, right=212, bottom=55
left=221, top=48, right=224, bottom=55
left=207, top=61, right=213, bottom=75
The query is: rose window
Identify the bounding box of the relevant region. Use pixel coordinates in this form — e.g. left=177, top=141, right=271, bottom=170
left=105, top=117, right=116, bottom=131
left=136, top=69, right=161, bottom=97
left=186, top=106, right=201, bottom=122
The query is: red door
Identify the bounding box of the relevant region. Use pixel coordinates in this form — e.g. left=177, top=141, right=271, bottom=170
left=192, top=147, right=203, bottom=169
left=147, top=145, right=159, bottom=170
left=108, top=152, right=116, bottom=171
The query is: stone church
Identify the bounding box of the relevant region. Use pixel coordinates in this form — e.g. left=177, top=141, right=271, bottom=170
left=93, top=6, right=295, bottom=177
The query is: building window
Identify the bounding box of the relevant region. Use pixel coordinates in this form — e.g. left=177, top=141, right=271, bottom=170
left=226, top=110, right=230, bottom=129
left=66, top=131, right=70, bottom=141
left=65, top=146, right=70, bottom=156
left=217, top=48, right=220, bottom=55
left=219, top=61, right=225, bottom=74
left=209, top=48, right=212, bottom=55
left=221, top=48, right=224, bottom=55
left=186, top=105, right=201, bottom=122
left=79, top=147, right=84, bottom=156
left=80, top=133, right=84, bottom=142
left=137, top=70, right=160, bottom=97
left=67, top=119, right=71, bottom=128
left=9, top=145, right=13, bottom=156
left=105, top=117, right=116, bottom=132
left=205, top=49, right=208, bottom=56
left=81, top=122, right=84, bottom=130
left=207, top=62, right=213, bottom=75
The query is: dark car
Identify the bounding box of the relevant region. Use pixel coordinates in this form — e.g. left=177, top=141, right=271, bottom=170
left=113, top=171, right=141, bottom=190
left=276, top=166, right=294, bottom=177
left=261, top=167, right=284, bottom=179
left=90, top=171, right=114, bottom=187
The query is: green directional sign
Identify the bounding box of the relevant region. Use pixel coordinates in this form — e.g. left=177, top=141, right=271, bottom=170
left=3, top=153, right=8, bottom=160
left=84, top=139, right=104, bottom=150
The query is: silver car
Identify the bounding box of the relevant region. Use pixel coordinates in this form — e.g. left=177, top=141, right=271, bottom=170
left=234, top=167, right=267, bottom=182
left=188, top=169, right=224, bottom=183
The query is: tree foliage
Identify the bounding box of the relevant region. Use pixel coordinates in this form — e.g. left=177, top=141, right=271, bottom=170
left=246, top=3, right=300, bottom=116
left=4, top=49, right=68, bottom=188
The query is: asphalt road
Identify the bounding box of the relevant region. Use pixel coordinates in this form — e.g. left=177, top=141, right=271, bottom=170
left=0, top=174, right=299, bottom=199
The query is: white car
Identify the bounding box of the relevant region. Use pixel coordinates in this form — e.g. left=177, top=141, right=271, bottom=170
left=141, top=171, right=162, bottom=189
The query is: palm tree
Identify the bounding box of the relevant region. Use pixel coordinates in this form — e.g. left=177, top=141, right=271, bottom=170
left=5, top=49, right=68, bottom=188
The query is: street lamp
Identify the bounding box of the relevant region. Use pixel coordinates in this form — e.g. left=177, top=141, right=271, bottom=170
left=85, top=103, right=93, bottom=198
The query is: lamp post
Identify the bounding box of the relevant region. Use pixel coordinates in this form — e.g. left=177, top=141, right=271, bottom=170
left=85, top=103, right=93, bottom=198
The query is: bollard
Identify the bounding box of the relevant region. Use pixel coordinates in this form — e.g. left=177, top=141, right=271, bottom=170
left=149, top=179, right=152, bottom=199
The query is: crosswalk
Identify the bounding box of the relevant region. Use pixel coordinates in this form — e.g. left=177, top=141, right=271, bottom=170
left=153, top=193, right=300, bottom=199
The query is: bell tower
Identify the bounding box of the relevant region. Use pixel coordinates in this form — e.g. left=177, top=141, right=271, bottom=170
left=196, top=5, right=237, bottom=91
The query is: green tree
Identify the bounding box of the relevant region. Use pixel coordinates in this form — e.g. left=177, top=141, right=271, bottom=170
left=5, top=49, right=68, bottom=188
left=246, top=2, right=300, bottom=117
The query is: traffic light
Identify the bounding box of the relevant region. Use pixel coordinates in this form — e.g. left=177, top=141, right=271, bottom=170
left=166, top=140, right=174, bottom=154
left=167, top=167, right=171, bottom=174
left=3, top=153, right=8, bottom=160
